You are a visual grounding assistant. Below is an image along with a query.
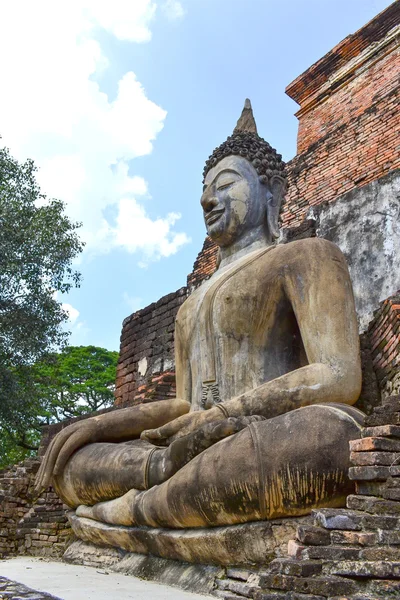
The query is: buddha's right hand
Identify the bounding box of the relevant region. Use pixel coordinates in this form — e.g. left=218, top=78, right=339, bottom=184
left=34, top=399, right=190, bottom=493
left=34, top=418, right=103, bottom=494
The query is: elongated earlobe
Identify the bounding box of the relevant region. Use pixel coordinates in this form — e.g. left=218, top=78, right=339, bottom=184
left=266, top=175, right=286, bottom=239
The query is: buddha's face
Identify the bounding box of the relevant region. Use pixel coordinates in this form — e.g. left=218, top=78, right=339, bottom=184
left=201, top=155, right=266, bottom=247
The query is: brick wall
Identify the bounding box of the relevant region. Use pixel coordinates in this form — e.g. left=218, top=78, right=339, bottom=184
left=187, top=236, right=219, bottom=292
left=369, top=291, right=400, bottom=399
left=0, top=458, right=70, bottom=559
left=114, top=288, right=186, bottom=407
left=286, top=2, right=400, bottom=154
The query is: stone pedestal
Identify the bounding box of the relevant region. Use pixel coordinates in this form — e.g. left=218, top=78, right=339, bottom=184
left=67, top=512, right=310, bottom=567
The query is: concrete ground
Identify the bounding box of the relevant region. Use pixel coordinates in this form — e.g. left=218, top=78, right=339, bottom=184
left=0, top=557, right=214, bottom=600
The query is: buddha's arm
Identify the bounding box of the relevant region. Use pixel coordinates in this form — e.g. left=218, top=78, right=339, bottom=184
left=221, top=239, right=362, bottom=419
left=35, top=398, right=190, bottom=492
left=175, top=317, right=192, bottom=404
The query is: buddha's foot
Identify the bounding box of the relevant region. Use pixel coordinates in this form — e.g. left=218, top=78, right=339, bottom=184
left=76, top=488, right=140, bottom=526
left=155, top=415, right=265, bottom=485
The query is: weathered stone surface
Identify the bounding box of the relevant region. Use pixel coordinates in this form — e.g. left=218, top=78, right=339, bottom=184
left=0, top=576, right=61, bottom=599
left=269, top=558, right=323, bottom=577
left=216, top=578, right=257, bottom=598
left=349, top=465, right=400, bottom=480
left=350, top=451, right=400, bottom=466
left=296, top=525, right=331, bottom=546
left=347, top=494, right=400, bottom=515
left=330, top=530, right=377, bottom=546
left=299, top=545, right=361, bottom=561
left=68, top=512, right=306, bottom=566
left=313, top=169, right=400, bottom=332
left=259, top=573, right=357, bottom=596
left=64, top=539, right=223, bottom=595
left=362, top=425, right=400, bottom=439
left=331, top=560, right=400, bottom=578
left=312, top=508, right=363, bottom=530
left=350, top=436, right=400, bottom=452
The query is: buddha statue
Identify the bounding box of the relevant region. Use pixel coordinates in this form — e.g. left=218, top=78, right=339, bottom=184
left=36, top=100, right=364, bottom=530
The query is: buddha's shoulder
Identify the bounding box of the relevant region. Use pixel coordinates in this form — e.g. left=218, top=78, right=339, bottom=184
left=273, top=237, right=344, bottom=264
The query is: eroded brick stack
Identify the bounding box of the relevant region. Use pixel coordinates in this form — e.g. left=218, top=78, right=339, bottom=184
left=369, top=292, right=400, bottom=400
left=114, top=288, right=186, bottom=407
left=187, top=236, right=219, bottom=291
left=215, top=396, right=400, bottom=600
left=281, top=2, right=400, bottom=229
left=0, top=458, right=70, bottom=559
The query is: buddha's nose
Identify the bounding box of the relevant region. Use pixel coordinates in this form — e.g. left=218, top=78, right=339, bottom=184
left=201, top=191, right=218, bottom=214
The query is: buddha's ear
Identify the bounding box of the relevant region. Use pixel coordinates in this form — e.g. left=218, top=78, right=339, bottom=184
left=266, top=175, right=286, bottom=240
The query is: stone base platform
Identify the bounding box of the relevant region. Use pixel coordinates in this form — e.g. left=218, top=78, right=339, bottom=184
left=67, top=512, right=310, bottom=567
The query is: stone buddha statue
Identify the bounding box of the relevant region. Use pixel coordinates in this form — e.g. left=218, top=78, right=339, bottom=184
left=36, top=100, right=364, bottom=530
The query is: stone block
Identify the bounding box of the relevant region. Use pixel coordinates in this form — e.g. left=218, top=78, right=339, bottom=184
left=331, top=560, right=400, bottom=578
left=361, top=425, right=400, bottom=438
left=296, top=525, right=331, bottom=546
left=269, top=558, right=323, bottom=577
left=374, top=399, right=400, bottom=413
left=377, top=529, right=400, bottom=545
left=365, top=412, right=400, bottom=427
left=259, top=573, right=357, bottom=596
left=68, top=512, right=307, bottom=566
left=255, top=592, right=325, bottom=600
left=347, top=494, right=400, bottom=515
left=301, top=545, right=361, bottom=561
left=312, top=508, right=363, bottom=530
left=287, top=539, right=306, bottom=559
left=216, top=579, right=257, bottom=597
left=348, top=465, right=400, bottom=480
left=368, top=578, right=400, bottom=596
left=360, top=546, right=400, bottom=560
left=350, top=436, right=400, bottom=452
left=350, top=451, right=400, bottom=466
left=225, top=568, right=258, bottom=582
left=362, top=513, right=400, bottom=530
left=65, top=539, right=223, bottom=595
left=330, top=530, right=377, bottom=546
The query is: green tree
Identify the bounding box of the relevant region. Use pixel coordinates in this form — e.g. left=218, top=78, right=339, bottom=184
left=35, top=345, right=119, bottom=421
left=0, top=346, right=119, bottom=469
left=0, top=145, right=84, bottom=466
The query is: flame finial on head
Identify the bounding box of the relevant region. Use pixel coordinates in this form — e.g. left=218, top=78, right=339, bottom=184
left=233, top=98, right=258, bottom=134
left=203, top=99, right=286, bottom=185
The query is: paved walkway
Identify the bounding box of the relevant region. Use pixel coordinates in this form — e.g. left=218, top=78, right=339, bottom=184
left=0, top=558, right=214, bottom=600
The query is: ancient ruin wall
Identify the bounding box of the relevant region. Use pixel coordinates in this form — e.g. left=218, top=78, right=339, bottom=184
left=114, top=288, right=186, bottom=407
left=286, top=2, right=400, bottom=154
left=369, top=291, right=400, bottom=399
left=0, top=458, right=70, bottom=559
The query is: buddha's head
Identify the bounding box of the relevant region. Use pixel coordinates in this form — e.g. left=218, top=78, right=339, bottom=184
left=201, top=100, right=287, bottom=248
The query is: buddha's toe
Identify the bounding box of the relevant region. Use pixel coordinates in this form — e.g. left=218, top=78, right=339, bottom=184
left=75, top=489, right=139, bottom=526
left=76, top=504, right=95, bottom=519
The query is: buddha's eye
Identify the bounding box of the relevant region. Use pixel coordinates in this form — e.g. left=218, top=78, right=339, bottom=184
left=217, top=181, right=234, bottom=191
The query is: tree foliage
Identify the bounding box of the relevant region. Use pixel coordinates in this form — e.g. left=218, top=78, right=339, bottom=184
left=0, top=346, right=119, bottom=469
left=0, top=146, right=83, bottom=367
left=34, top=345, right=119, bottom=421
left=0, top=145, right=85, bottom=467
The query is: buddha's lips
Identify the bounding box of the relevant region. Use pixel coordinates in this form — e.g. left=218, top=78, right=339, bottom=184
left=205, top=209, right=224, bottom=225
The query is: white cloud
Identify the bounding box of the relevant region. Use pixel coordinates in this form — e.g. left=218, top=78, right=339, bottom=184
left=123, top=293, right=143, bottom=313
left=0, top=0, right=189, bottom=264
left=162, top=0, right=185, bottom=20
left=62, top=303, right=80, bottom=325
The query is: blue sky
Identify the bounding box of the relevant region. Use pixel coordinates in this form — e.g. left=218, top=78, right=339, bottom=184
left=0, top=0, right=392, bottom=351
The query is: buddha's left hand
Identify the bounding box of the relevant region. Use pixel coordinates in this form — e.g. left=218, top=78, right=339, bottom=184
left=141, top=406, right=224, bottom=445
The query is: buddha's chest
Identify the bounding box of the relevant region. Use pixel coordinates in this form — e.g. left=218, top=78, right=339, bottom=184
left=177, top=258, right=283, bottom=354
